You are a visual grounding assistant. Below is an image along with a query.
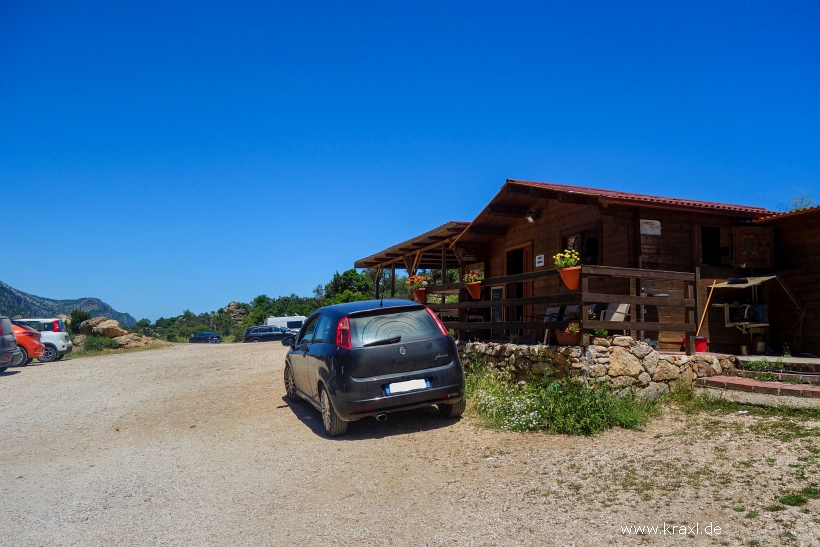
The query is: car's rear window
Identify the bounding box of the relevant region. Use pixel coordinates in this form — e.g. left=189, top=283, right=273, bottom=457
left=350, top=309, right=439, bottom=348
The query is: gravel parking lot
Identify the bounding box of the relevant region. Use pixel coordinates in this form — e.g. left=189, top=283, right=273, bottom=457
left=2, top=343, right=819, bottom=546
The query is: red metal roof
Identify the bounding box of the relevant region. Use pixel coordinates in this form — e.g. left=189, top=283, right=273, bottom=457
left=753, top=204, right=820, bottom=223
left=507, top=179, right=774, bottom=216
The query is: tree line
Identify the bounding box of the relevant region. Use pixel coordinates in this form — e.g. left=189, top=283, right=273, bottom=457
left=125, top=267, right=441, bottom=342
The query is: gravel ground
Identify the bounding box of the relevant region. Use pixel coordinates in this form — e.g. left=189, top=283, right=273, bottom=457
left=1, top=343, right=819, bottom=546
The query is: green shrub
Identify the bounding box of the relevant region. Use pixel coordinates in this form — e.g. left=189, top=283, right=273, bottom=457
left=778, top=494, right=807, bottom=507
left=84, top=335, right=119, bottom=352
left=743, top=359, right=778, bottom=372
left=756, top=371, right=777, bottom=382
left=466, top=364, right=656, bottom=435
left=69, top=309, right=92, bottom=335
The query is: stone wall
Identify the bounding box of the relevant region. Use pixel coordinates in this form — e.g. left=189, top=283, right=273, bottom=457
left=457, top=335, right=737, bottom=401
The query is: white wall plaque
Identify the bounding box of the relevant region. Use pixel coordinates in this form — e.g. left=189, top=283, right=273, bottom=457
left=640, top=219, right=662, bottom=236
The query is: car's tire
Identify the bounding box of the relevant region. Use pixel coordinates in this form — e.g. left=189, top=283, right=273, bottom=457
left=250, top=338, right=261, bottom=343
left=24, top=359, right=33, bottom=366
left=39, top=345, right=57, bottom=363
left=54, top=354, right=64, bottom=361
left=284, top=364, right=300, bottom=402
left=18, top=347, right=29, bottom=366
left=319, top=386, right=348, bottom=437
left=438, top=397, right=466, bottom=418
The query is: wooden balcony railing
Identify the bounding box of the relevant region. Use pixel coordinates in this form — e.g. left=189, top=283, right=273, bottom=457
left=425, top=265, right=701, bottom=354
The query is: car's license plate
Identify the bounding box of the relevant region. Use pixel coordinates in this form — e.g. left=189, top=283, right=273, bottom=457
left=385, top=378, right=429, bottom=394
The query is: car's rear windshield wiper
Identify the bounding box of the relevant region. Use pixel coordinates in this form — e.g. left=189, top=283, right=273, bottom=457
left=363, top=336, right=402, bottom=347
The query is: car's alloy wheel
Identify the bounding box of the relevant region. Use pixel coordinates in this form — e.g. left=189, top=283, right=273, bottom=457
left=250, top=339, right=260, bottom=343
left=319, top=386, right=348, bottom=437
left=284, top=365, right=299, bottom=401
left=39, top=345, right=57, bottom=363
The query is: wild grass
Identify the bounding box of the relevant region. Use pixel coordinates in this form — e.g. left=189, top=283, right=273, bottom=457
left=465, top=363, right=657, bottom=435
left=63, top=340, right=170, bottom=360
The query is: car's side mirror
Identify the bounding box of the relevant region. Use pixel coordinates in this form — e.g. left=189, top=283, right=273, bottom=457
left=282, top=335, right=296, bottom=347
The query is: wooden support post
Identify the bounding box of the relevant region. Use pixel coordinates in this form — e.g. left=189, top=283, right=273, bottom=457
left=441, top=244, right=447, bottom=306
left=390, top=263, right=395, bottom=297
left=374, top=267, right=381, bottom=299
left=580, top=272, right=590, bottom=347
left=629, top=278, right=638, bottom=339
left=685, top=271, right=696, bottom=355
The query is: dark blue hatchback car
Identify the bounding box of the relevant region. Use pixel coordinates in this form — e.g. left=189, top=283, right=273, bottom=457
left=282, top=300, right=466, bottom=436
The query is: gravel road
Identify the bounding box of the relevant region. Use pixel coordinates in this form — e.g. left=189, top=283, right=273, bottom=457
left=2, top=343, right=818, bottom=546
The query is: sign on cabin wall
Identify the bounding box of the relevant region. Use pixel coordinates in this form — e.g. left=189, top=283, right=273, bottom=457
left=534, top=254, right=545, bottom=267
left=640, top=219, right=662, bottom=235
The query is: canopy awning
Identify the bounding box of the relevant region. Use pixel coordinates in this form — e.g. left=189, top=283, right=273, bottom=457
left=711, top=271, right=804, bottom=312
left=353, top=221, right=471, bottom=270
left=713, top=275, right=777, bottom=289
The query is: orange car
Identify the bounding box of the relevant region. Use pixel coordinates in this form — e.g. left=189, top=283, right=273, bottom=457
left=13, top=323, right=44, bottom=365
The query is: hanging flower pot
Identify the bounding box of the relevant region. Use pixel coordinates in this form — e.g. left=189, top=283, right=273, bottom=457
left=465, top=281, right=482, bottom=299
left=413, top=288, right=427, bottom=304
left=558, top=266, right=581, bottom=291
left=555, top=330, right=580, bottom=346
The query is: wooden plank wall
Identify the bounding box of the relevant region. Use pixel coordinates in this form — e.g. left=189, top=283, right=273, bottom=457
left=479, top=199, right=764, bottom=350
left=766, top=211, right=820, bottom=354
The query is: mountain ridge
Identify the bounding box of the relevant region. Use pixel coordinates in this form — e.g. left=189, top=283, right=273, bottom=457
left=0, top=281, right=137, bottom=327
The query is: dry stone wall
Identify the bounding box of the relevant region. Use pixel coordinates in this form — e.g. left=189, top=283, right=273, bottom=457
left=458, top=335, right=737, bottom=401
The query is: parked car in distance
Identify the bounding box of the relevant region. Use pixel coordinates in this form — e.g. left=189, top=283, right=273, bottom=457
left=243, top=325, right=293, bottom=343
left=282, top=299, right=466, bottom=437
left=189, top=332, right=222, bottom=343
left=12, top=323, right=44, bottom=365
left=12, top=318, right=72, bottom=363
left=1, top=316, right=19, bottom=373
left=265, top=315, right=307, bottom=331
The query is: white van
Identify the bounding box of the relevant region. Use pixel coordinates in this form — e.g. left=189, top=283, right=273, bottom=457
left=265, top=315, right=307, bottom=331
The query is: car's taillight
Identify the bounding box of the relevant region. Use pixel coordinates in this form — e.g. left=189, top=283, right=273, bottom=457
left=425, top=307, right=449, bottom=337
left=52, top=320, right=61, bottom=332
left=336, top=316, right=351, bottom=349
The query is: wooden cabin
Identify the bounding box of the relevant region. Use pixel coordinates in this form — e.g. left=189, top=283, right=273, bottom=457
left=355, top=180, right=818, bottom=355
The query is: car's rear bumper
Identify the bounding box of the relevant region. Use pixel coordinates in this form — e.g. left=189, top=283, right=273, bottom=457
left=333, top=360, right=465, bottom=421
left=59, top=344, right=73, bottom=355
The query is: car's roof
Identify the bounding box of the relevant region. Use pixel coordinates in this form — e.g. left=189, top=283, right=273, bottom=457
left=316, top=299, right=422, bottom=317
left=15, top=318, right=60, bottom=321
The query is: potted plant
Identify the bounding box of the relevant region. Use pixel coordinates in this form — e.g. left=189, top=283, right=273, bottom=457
left=553, top=248, right=581, bottom=290
left=555, top=322, right=581, bottom=346
left=462, top=269, right=484, bottom=299
left=406, top=275, right=428, bottom=303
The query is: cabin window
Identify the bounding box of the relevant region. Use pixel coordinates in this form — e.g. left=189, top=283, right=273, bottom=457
left=563, top=228, right=600, bottom=265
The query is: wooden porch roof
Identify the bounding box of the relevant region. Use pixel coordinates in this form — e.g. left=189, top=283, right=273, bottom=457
left=353, top=221, right=470, bottom=270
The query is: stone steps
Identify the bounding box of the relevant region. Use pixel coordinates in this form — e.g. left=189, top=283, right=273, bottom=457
left=695, top=375, right=820, bottom=399
left=724, top=369, right=820, bottom=383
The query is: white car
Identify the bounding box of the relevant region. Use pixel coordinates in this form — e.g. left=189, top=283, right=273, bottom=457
left=13, top=318, right=73, bottom=363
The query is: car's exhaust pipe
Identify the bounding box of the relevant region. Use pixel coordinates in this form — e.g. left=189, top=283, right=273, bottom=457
left=376, top=413, right=387, bottom=422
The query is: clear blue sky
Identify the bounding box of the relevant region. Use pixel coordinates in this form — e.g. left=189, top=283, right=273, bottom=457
left=2, top=1, right=818, bottom=320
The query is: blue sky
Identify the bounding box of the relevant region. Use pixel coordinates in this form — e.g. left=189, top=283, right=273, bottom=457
left=2, top=1, right=818, bottom=320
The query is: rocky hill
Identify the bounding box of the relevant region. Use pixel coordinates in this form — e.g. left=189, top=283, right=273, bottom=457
left=0, top=281, right=137, bottom=327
